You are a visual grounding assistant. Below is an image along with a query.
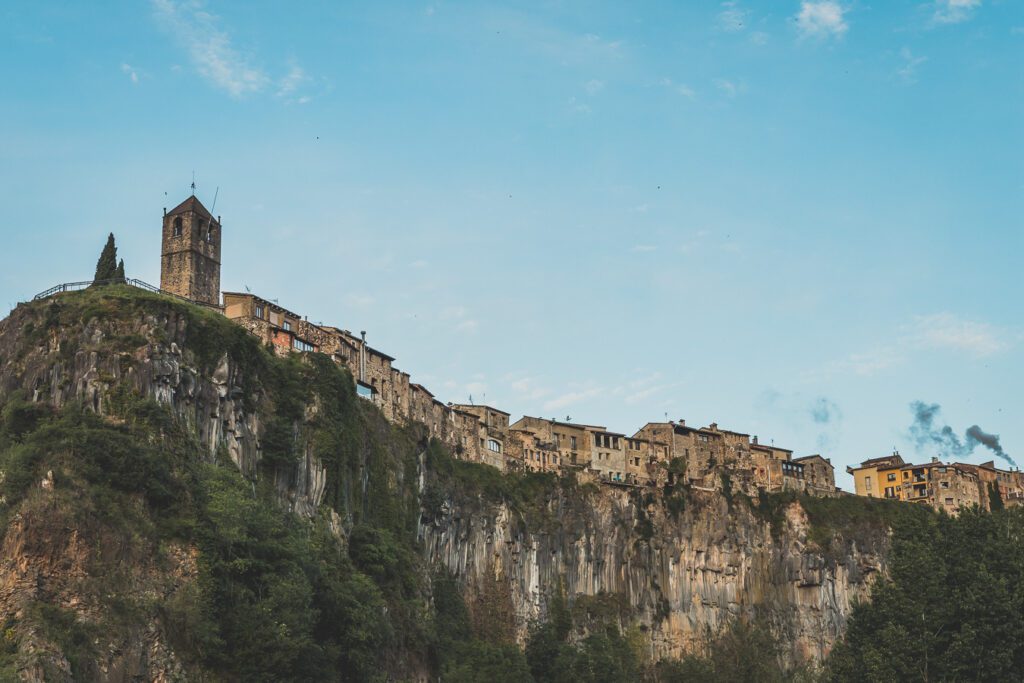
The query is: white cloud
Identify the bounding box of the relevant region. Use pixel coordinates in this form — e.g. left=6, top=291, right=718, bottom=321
left=795, top=1, right=848, bottom=40
left=584, top=78, right=605, bottom=95
left=810, top=312, right=1013, bottom=380
left=120, top=63, right=140, bottom=84
left=456, top=319, right=479, bottom=333
left=568, top=96, right=592, bottom=114
left=630, top=244, right=657, bottom=252
left=508, top=375, right=552, bottom=400
left=276, top=61, right=310, bottom=99
left=718, top=1, right=749, bottom=32
left=714, top=78, right=740, bottom=97
left=659, top=77, right=696, bottom=98
left=896, top=47, right=927, bottom=83
left=543, top=387, right=603, bottom=411
left=750, top=31, right=770, bottom=45
left=932, top=0, right=981, bottom=25
left=152, top=0, right=270, bottom=97
left=910, top=312, right=1008, bottom=357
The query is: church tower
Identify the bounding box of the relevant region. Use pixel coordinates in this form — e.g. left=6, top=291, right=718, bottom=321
left=160, top=194, right=222, bottom=307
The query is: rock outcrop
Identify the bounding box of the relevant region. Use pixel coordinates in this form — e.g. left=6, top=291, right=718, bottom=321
left=0, top=292, right=886, bottom=677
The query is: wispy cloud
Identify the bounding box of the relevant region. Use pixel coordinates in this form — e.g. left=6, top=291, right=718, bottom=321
left=932, top=0, right=981, bottom=25
left=911, top=312, right=1008, bottom=357
left=543, top=387, right=603, bottom=411
left=714, top=78, right=742, bottom=97
left=630, top=244, right=657, bottom=252
left=895, top=47, right=927, bottom=83
left=811, top=312, right=1014, bottom=380
left=152, top=0, right=270, bottom=97
left=795, top=1, right=848, bottom=40
left=659, top=77, right=695, bottom=98
left=568, top=96, right=592, bottom=114
left=276, top=61, right=310, bottom=100
left=507, top=375, right=552, bottom=401
left=584, top=78, right=605, bottom=95
left=120, top=63, right=141, bottom=84
left=718, top=1, right=749, bottom=32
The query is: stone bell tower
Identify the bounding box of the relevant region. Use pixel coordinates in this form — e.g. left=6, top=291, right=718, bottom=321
left=160, top=194, right=222, bottom=307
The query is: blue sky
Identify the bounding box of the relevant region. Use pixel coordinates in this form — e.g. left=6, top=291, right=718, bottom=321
left=1, top=1, right=1021, bottom=486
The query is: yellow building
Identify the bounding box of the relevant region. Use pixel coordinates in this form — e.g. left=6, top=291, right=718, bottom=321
left=846, top=452, right=906, bottom=499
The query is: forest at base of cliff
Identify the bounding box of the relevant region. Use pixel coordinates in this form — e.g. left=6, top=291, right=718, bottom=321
left=1, top=288, right=1023, bottom=682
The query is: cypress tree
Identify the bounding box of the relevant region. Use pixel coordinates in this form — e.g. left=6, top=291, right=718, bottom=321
left=93, top=233, right=118, bottom=285
left=988, top=482, right=1004, bottom=511
left=114, top=259, right=126, bottom=283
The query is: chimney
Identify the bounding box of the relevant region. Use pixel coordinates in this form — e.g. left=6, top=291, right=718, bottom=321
left=678, top=418, right=685, bottom=426
left=753, top=436, right=759, bottom=445
left=710, top=422, right=718, bottom=431
left=931, top=456, right=939, bottom=464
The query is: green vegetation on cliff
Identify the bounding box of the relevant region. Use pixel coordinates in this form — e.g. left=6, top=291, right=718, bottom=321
left=2, top=288, right=1022, bottom=682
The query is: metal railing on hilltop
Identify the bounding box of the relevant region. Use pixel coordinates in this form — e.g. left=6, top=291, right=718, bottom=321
left=31, top=278, right=222, bottom=310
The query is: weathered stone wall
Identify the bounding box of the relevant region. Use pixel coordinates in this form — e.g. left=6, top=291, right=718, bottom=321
left=420, top=485, right=884, bottom=666
left=160, top=207, right=221, bottom=307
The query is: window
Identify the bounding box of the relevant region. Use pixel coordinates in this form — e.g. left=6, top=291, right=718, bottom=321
left=357, top=383, right=374, bottom=399
left=570, top=436, right=577, bottom=449
left=941, top=481, right=949, bottom=489
left=887, top=472, right=896, bottom=481
left=172, top=216, right=183, bottom=236
left=254, top=304, right=265, bottom=319
left=293, top=338, right=315, bottom=352
left=945, top=498, right=954, bottom=505
left=283, top=320, right=292, bottom=331
left=864, top=476, right=872, bottom=491
left=903, top=471, right=909, bottom=480
left=487, top=439, right=501, bottom=453
left=884, top=486, right=896, bottom=498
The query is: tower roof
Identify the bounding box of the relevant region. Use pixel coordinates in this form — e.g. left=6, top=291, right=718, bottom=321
left=168, top=195, right=217, bottom=223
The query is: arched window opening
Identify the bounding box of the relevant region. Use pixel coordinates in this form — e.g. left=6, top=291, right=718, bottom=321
left=173, top=216, right=183, bottom=237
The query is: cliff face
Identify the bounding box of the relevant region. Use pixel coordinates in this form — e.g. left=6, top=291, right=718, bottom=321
left=420, top=483, right=881, bottom=665
left=0, top=289, right=886, bottom=679
left=0, top=293, right=327, bottom=518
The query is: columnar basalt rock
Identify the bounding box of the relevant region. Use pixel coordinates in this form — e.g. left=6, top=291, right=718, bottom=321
left=419, top=485, right=884, bottom=666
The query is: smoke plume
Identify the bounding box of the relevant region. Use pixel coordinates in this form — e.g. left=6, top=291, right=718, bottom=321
left=909, top=401, right=1016, bottom=469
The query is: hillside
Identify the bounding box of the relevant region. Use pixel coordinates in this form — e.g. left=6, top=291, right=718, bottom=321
left=0, top=286, right=950, bottom=681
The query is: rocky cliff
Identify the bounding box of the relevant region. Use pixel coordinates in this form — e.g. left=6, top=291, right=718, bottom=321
left=0, top=287, right=889, bottom=680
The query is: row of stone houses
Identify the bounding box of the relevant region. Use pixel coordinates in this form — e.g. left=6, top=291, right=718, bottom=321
left=160, top=194, right=835, bottom=496
left=847, top=451, right=1024, bottom=514
left=221, top=290, right=837, bottom=496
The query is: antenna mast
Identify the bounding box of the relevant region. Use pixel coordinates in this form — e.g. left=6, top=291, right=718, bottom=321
left=211, top=186, right=220, bottom=213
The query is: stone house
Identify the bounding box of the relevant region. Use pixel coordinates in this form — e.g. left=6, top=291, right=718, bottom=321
left=587, top=428, right=628, bottom=483
left=510, top=417, right=594, bottom=469
left=451, top=404, right=509, bottom=470
left=625, top=436, right=669, bottom=486
left=223, top=292, right=320, bottom=356
left=506, top=428, right=561, bottom=473
left=792, top=455, right=836, bottom=494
